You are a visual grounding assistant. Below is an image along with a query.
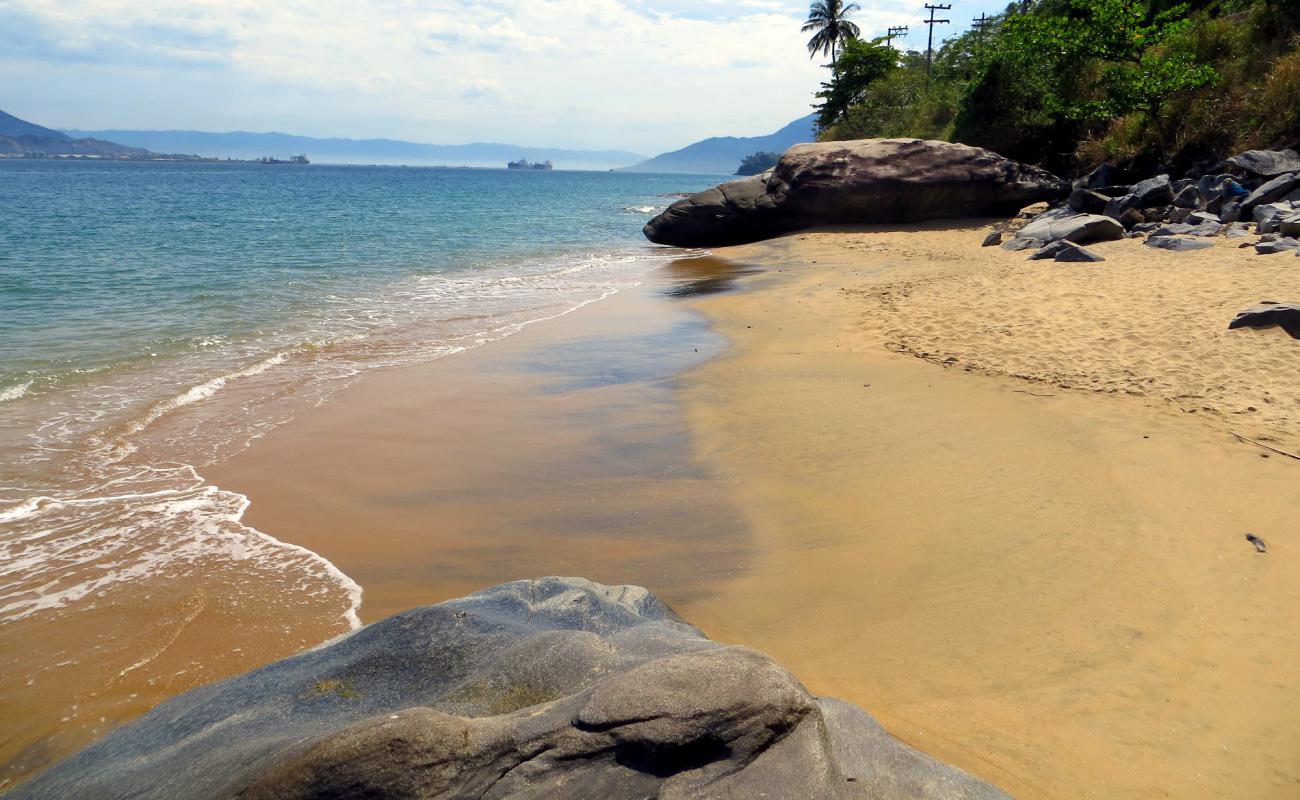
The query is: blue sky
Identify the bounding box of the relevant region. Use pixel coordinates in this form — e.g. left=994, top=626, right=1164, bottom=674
left=0, top=0, right=1012, bottom=155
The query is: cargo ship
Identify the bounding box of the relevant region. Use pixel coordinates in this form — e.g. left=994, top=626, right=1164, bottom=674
left=260, top=154, right=310, bottom=165
left=507, top=158, right=553, bottom=171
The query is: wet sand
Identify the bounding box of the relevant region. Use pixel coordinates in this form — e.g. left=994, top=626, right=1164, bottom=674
left=208, top=258, right=754, bottom=624
left=675, top=224, right=1300, bottom=799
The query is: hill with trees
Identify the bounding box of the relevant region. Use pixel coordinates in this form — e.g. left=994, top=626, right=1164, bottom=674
left=808, top=0, right=1300, bottom=177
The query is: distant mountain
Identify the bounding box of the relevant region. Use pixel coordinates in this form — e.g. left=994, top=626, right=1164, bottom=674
left=621, top=115, right=817, bottom=175
left=62, top=129, right=645, bottom=170
left=0, top=109, right=71, bottom=141
left=0, top=108, right=152, bottom=158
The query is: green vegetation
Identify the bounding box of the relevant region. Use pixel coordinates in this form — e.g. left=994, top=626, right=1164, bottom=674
left=735, top=151, right=782, bottom=174
left=810, top=0, right=1300, bottom=174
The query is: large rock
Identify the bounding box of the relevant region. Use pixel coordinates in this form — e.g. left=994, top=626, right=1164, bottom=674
left=1227, top=149, right=1300, bottom=178
left=644, top=139, right=1066, bottom=247
left=1241, top=171, right=1300, bottom=214
left=11, top=578, right=1011, bottom=800
left=1229, top=302, right=1300, bottom=338
left=1010, top=210, right=1125, bottom=248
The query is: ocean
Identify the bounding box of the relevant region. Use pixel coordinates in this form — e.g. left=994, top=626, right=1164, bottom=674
left=0, top=160, right=721, bottom=783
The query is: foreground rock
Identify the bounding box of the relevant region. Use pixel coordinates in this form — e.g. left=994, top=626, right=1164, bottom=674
left=1229, top=302, right=1300, bottom=339
left=12, top=578, right=1011, bottom=800
left=644, top=139, right=1065, bottom=247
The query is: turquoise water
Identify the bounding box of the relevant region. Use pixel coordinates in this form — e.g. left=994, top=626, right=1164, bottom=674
left=1, top=161, right=716, bottom=397
left=0, top=160, right=720, bottom=630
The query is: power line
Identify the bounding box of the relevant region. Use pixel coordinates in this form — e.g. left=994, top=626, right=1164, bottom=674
left=923, top=4, right=951, bottom=81
left=885, top=25, right=910, bottom=47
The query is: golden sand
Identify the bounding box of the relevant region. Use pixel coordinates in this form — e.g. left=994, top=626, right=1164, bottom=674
left=671, top=223, right=1300, bottom=799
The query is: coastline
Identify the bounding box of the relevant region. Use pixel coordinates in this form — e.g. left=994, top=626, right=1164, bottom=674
left=12, top=216, right=1300, bottom=797
left=675, top=223, right=1300, bottom=799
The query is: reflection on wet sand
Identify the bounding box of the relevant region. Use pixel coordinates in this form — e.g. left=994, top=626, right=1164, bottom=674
left=209, top=277, right=752, bottom=625
left=661, top=254, right=762, bottom=297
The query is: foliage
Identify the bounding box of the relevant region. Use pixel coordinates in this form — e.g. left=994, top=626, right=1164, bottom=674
left=735, top=151, right=782, bottom=175
left=813, top=37, right=899, bottom=129
left=809, top=0, right=1300, bottom=174
left=802, top=0, right=862, bottom=64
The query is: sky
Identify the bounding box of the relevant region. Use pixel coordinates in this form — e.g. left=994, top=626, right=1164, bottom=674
left=0, top=0, right=1012, bottom=156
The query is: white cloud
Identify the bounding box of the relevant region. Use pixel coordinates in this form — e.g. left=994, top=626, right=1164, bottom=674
left=0, top=0, right=1003, bottom=153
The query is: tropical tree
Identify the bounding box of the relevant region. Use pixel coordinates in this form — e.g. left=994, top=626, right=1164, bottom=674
left=803, top=0, right=862, bottom=64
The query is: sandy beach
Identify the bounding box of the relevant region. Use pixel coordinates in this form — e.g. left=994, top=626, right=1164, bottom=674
left=675, top=223, right=1300, bottom=798
left=18, top=220, right=1299, bottom=797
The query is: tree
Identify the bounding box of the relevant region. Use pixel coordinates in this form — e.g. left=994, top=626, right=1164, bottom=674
left=803, top=0, right=862, bottom=65
left=813, top=37, right=899, bottom=129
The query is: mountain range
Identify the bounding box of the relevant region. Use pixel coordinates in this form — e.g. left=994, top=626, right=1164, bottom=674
left=0, top=109, right=150, bottom=158
left=620, top=115, right=817, bottom=174
left=4, top=107, right=818, bottom=173
left=61, top=128, right=645, bottom=171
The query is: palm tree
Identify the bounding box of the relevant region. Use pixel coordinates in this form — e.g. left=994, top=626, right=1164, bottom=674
left=802, top=0, right=861, bottom=65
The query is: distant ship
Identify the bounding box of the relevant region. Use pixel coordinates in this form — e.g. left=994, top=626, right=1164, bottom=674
left=507, top=158, right=553, bottom=171
left=260, top=154, right=310, bottom=165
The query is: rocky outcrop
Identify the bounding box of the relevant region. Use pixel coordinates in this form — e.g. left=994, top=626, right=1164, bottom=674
left=11, top=578, right=1011, bottom=800
left=643, top=139, right=1066, bottom=247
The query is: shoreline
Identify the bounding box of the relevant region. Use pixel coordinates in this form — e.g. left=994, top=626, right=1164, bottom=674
left=674, top=222, right=1300, bottom=799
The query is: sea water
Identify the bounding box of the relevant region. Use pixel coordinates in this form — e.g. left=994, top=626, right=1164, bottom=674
left=0, top=160, right=721, bottom=781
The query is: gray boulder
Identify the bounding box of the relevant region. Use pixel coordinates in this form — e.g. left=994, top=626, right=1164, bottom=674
left=1054, top=243, right=1105, bottom=262
left=1227, top=149, right=1300, bottom=178
left=981, top=230, right=1003, bottom=247
left=1241, top=172, right=1300, bottom=214
left=1255, top=202, right=1298, bottom=233
left=1103, top=193, right=1141, bottom=222
left=643, top=138, right=1066, bottom=247
left=1256, top=237, right=1299, bottom=254
left=1067, top=188, right=1110, bottom=214
left=1015, top=210, right=1125, bottom=246
left=1172, top=184, right=1200, bottom=208
left=9, top=578, right=1011, bottom=800
left=1279, top=213, right=1300, bottom=238
left=1072, top=163, right=1112, bottom=190
left=1229, top=302, right=1300, bottom=338
left=1131, top=174, right=1173, bottom=206
left=1146, top=235, right=1214, bottom=251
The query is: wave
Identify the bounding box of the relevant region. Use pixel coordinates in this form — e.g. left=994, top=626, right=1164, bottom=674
left=0, top=244, right=677, bottom=638
left=0, top=381, right=31, bottom=403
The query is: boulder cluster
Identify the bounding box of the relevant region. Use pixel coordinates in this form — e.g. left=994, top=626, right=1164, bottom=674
left=13, top=578, right=1011, bottom=800
left=995, top=149, right=1300, bottom=261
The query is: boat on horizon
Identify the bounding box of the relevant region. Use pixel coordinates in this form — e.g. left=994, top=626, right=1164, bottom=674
left=507, top=158, right=552, bottom=171
left=260, top=154, right=310, bottom=165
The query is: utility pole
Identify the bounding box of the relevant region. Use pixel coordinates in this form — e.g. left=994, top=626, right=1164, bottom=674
left=971, top=13, right=991, bottom=41
left=923, top=4, right=951, bottom=81
left=885, top=25, right=909, bottom=47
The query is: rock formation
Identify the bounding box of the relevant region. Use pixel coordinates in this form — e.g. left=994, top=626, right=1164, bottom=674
left=1229, top=302, right=1300, bottom=338
left=11, top=578, right=1011, bottom=800
left=643, top=139, right=1066, bottom=248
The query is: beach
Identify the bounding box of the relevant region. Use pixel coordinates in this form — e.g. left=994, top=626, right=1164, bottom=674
left=676, top=224, right=1300, bottom=798
left=8, top=211, right=1300, bottom=797
left=206, top=220, right=1300, bottom=798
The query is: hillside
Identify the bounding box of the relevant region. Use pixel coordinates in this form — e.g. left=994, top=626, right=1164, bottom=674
left=815, top=0, right=1300, bottom=177
left=0, top=108, right=152, bottom=159
left=62, top=129, right=644, bottom=170
left=621, top=115, right=817, bottom=175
